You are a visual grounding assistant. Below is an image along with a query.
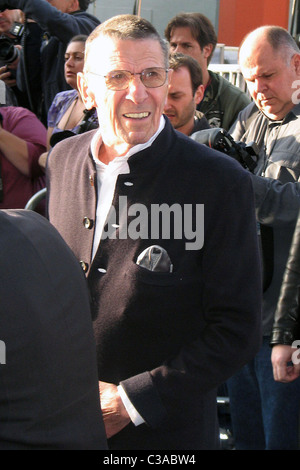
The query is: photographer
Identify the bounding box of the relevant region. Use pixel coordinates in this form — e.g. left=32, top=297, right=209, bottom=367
left=0, top=9, right=31, bottom=108
left=0, top=0, right=100, bottom=124
left=193, top=26, right=300, bottom=450
left=226, top=26, right=300, bottom=450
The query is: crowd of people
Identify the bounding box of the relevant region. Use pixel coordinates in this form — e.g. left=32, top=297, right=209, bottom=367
left=0, top=0, right=299, bottom=451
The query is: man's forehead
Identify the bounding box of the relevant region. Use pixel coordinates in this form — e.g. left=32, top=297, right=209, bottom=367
left=170, top=26, right=195, bottom=42
left=240, top=42, right=284, bottom=71
left=86, top=35, right=164, bottom=69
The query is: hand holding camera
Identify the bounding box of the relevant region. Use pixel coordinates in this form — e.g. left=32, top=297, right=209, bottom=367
left=0, top=20, right=23, bottom=84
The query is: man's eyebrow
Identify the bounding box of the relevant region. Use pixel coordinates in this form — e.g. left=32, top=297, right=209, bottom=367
left=244, top=69, right=275, bottom=80
left=169, top=91, right=184, bottom=97
left=170, top=41, right=192, bottom=46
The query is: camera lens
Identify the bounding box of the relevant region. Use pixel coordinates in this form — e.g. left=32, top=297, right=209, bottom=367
left=0, top=38, right=19, bottom=64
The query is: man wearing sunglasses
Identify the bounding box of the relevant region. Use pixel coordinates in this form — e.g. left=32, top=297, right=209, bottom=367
left=47, top=14, right=262, bottom=450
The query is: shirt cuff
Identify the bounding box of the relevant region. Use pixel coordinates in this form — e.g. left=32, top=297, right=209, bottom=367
left=117, top=384, right=145, bottom=426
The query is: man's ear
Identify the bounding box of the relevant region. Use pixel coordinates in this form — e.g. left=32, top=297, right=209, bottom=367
left=292, top=53, right=300, bottom=76
left=203, top=43, right=214, bottom=62
left=67, top=0, right=80, bottom=13
left=194, top=84, right=205, bottom=105
left=77, top=72, right=96, bottom=110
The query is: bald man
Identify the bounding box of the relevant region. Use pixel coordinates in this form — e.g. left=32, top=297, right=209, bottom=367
left=225, top=26, right=300, bottom=450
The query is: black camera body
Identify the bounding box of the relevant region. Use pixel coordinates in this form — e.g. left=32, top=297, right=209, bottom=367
left=192, top=127, right=259, bottom=173
left=0, top=21, right=24, bottom=64
left=49, top=108, right=98, bottom=148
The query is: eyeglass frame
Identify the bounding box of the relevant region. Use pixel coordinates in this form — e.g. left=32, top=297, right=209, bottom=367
left=86, top=67, right=170, bottom=90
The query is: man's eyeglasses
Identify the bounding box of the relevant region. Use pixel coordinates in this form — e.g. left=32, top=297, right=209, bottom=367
left=88, top=67, right=169, bottom=90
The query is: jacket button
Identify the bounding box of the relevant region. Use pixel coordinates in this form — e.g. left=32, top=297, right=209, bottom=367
left=79, top=260, right=89, bottom=272
left=83, top=217, right=93, bottom=229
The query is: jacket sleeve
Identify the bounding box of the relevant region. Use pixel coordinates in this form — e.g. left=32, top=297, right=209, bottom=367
left=270, top=211, right=300, bottom=345
left=230, top=103, right=300, bottom=227
left=121, top=168, right=263, bottom=428
left=2, top=0, right=99, bottom=42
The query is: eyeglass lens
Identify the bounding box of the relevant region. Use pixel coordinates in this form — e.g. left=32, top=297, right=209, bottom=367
left=105, top=68, right=167, bottom=90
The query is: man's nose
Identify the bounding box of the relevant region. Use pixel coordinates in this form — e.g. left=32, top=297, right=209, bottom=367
left=254, top=78, right=267, bottom=94
left=126, top=75, right=148, bottom=103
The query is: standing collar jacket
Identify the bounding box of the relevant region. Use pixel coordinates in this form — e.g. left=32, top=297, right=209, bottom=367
left=47, top=117, right=262, bottom=449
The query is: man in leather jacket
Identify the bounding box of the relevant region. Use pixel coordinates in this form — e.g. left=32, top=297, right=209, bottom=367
left=223, top=25, right=300, bottom=450
left=271, top=212, right=300, bottom=383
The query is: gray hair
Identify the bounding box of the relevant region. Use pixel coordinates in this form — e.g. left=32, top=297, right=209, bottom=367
left=85, top=14, right=169, bottom=68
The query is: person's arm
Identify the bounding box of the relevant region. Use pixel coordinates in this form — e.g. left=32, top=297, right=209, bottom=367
left=0, top=125, right=29, bottom=175
left=1, top=107, right=46, bottom=177
left=38, top=127, right=54, bottom=170
left=0, top=0, right=99, bottom=42
left=270, top=211, right=300, bottom=382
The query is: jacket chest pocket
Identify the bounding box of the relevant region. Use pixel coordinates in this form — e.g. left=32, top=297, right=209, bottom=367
left=266, top=150, right=300, bottom=182
left=121, top=262, right=203, bottom=336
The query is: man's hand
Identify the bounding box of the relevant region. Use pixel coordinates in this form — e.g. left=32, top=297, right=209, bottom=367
left=99, top=381, right=131, bottom=439
left=0, top=65, right=16, bottom=87
left=271, top=344, right=300, bottom=383
left=0, top=46, right=21, bottom=88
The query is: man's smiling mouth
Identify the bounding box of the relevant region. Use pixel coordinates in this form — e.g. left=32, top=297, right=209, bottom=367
left=123, top=112, right=150, bottom=118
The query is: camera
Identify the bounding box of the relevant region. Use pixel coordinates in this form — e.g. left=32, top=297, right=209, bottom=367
left=49, top=108, right=98, bottom=148
left=0, top=22, right=24, bottom=64
left=191, top=127, right=259, bottom=173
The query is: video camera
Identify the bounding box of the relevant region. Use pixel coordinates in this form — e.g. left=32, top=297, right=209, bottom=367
left=0, top=21, right=24, bottom=65
left=192, top=127, right=259, bottom=173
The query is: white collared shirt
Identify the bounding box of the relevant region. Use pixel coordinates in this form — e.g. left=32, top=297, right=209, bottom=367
left=91, top=116, right=165, bottom=259
left=91, top=116, right=165, bottom=426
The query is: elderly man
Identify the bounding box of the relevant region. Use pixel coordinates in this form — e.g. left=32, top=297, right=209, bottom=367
left=224, top=26, right=300, bottom=450
left=47, top=14, right=262, bottom=450
left=0, top=0, right=99, bottom=123
left=164, top=12, right=250, bottom=130
left=163, top=52, right=210, bottom=136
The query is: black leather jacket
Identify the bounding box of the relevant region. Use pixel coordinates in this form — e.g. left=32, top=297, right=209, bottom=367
left=270, top=211, right=300, bottom=345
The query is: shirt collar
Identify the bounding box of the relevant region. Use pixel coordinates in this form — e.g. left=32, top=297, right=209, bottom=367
left=91, top=116, right=166, bottom=167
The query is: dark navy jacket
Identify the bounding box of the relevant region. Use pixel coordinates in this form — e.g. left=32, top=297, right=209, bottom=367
left=47, top=117, right=262, bottom=450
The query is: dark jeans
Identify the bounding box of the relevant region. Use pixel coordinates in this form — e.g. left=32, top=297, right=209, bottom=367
left=227, top=336, right=300, bottom=450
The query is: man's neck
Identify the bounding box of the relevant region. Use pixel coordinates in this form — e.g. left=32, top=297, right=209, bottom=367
left=98, top=142, right=129, bottom=165
left=202, top=68, right=211, bottom=88
left=176, top=119, right=194, bottom=137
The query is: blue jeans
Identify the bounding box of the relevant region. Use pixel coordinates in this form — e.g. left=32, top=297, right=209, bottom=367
left=227, top=337, right=300, bottom=450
